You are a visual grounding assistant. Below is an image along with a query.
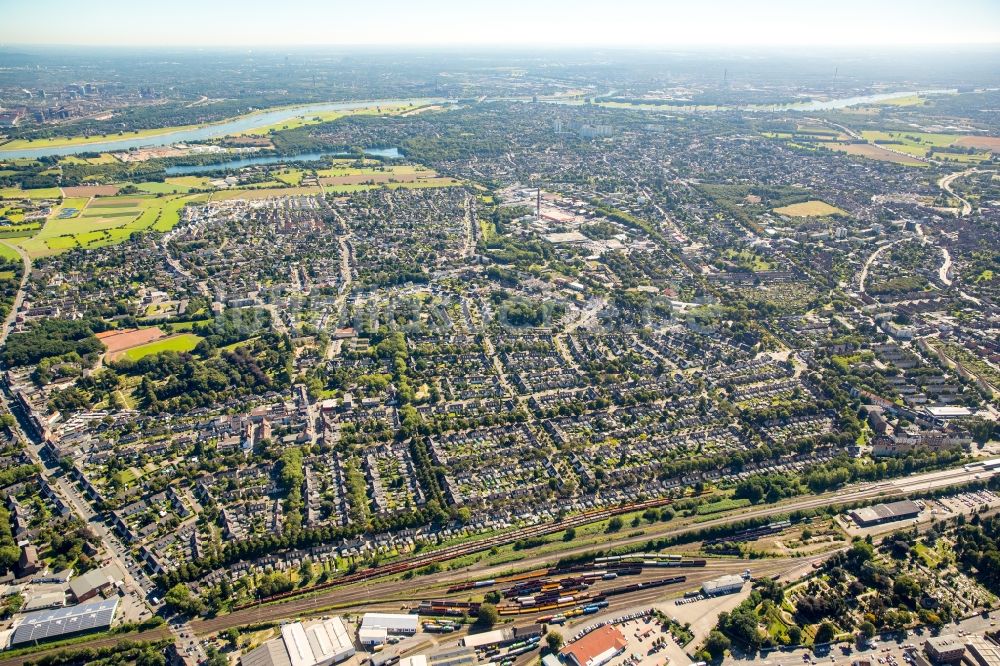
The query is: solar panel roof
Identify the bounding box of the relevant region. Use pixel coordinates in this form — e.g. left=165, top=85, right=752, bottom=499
left=10, top=598, right=119, bottom=646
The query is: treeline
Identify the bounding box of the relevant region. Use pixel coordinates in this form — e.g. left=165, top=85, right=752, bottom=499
left=954, top=514, right=1000, bottom=596
left=2, top=317, right=108, bottom=367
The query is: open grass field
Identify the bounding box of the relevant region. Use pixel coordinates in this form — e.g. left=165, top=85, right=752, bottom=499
left=59, top=154, right=119, bottom=166
left=133, top=177, right=213, bottom=194
left=773, top=200, right=847, bottom=217
left=822, top=142, right=927, bottom=166
left=273, top=169, right=305, bottom=186
left=120, top=333, right=202, bottom=361
left=234, top=103, right=409, bottom=136
left=0, top=242, right=22, bottom=263
left=0, top=186, right=62, bottom=200
left=0, top=123, right=216, bottom=151
left=872, top=94, right=927, bottom=106
left=209, top=186, right=322, bottom=201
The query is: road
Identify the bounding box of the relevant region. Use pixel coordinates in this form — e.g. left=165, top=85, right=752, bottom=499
left=726, top=610, right=1000, bottom=666
left=857, top=238, right=908, bottom=294
left=939, top=246, right=953, bottom=286
left=0, top=240, right=30, bottom=347
left=937, top=168, right=976, bottom=217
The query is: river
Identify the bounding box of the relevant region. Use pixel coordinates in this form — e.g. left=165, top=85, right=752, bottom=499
left=164, top=148, right=401, bottom=175
left=0, top=100, right=435, bottom=159
left=750, top=88, right=957, bottom=112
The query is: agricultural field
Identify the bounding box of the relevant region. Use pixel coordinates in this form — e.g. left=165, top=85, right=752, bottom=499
left=12, top=193, right=207, bottom=257
left=0, top=241, right=21, bottom=262
left=861, top=130, right=994, bottom=163
left=133, top=176, right=213, bottom=194
left=821, top=141, right=927, bottom=166
left=773, top=200, right=846, bottom=217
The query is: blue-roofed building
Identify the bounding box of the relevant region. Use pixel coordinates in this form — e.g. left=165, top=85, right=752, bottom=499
left=9, top=598, right=119, bottom=647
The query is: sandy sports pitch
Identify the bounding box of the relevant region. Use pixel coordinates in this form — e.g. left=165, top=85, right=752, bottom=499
left=97, top=327, right=166, bottom=357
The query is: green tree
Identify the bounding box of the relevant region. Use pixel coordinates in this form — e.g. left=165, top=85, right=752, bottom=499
left=859, top=621, right=876, bottom=640
left=814, top=621, right=836, bottom=644
left=705, top=630, right=731, bottom=659
left=545, top=630, right=564, bottom=653
left=476, top=603, right=499, bottom=628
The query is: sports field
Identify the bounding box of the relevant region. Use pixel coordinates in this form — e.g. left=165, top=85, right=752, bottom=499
left=120, top=333, right=202, bottom=361
left=773, top=200, right=846, bottom=217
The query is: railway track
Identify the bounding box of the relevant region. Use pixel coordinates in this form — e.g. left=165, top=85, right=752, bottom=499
left=228, top=497, right=675, bottom=611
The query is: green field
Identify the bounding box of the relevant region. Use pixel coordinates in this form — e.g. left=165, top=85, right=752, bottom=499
left=0, top=186, right=63, bottom=200
left=861, top=130, right=992, bottom=163
left=14, top=193, right=208, bottom=257
left=122, top=333, right=202, bottom=361
left=0, top=242, right=22, bottom=262
left=773, top=200, right=846, bottom=217
left=273, top=169, right=306, bottom=186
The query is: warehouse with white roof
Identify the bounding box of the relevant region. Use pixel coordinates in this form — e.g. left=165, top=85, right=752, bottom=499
left=358, top=613, right=418, bottom=646
left=241, top=617, right=355, bottom=666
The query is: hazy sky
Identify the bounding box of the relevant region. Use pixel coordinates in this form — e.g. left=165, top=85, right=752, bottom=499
left=1, top=0, right=998, bottom=48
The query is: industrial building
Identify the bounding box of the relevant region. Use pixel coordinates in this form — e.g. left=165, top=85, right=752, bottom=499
left=560, top=625, right=628, bottom=666
left=358, top=613, right=418, bottom=646
left=68, top=562, right=126, bottom=602
left=240, top=617, right=355, bottom=666
left=8, top=598, right=118, bottom=647
left=701, top=574, right=745, bottom=597
left=850, top=499, right=921, bottom=528
left=460, top=628, right=509, bottom=649
left=924, top=634, right=966, bottom=664
left=965, top=635, right=1000, bottom=666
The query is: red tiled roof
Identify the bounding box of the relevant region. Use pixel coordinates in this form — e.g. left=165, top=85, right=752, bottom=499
left=560, top=625, right=628, bottom=666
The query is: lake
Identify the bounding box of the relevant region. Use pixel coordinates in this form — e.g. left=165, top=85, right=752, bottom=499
left=0, top=100, right=433, bottom=159
left=164, top=148, right=402, bottom=175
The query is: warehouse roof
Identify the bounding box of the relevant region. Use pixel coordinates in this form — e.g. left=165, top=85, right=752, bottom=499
left=851, top=499, right=920, bottom=526
left=560, top=625, right=627, bottom=666
left=702, top=574, right=744, bottom=595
